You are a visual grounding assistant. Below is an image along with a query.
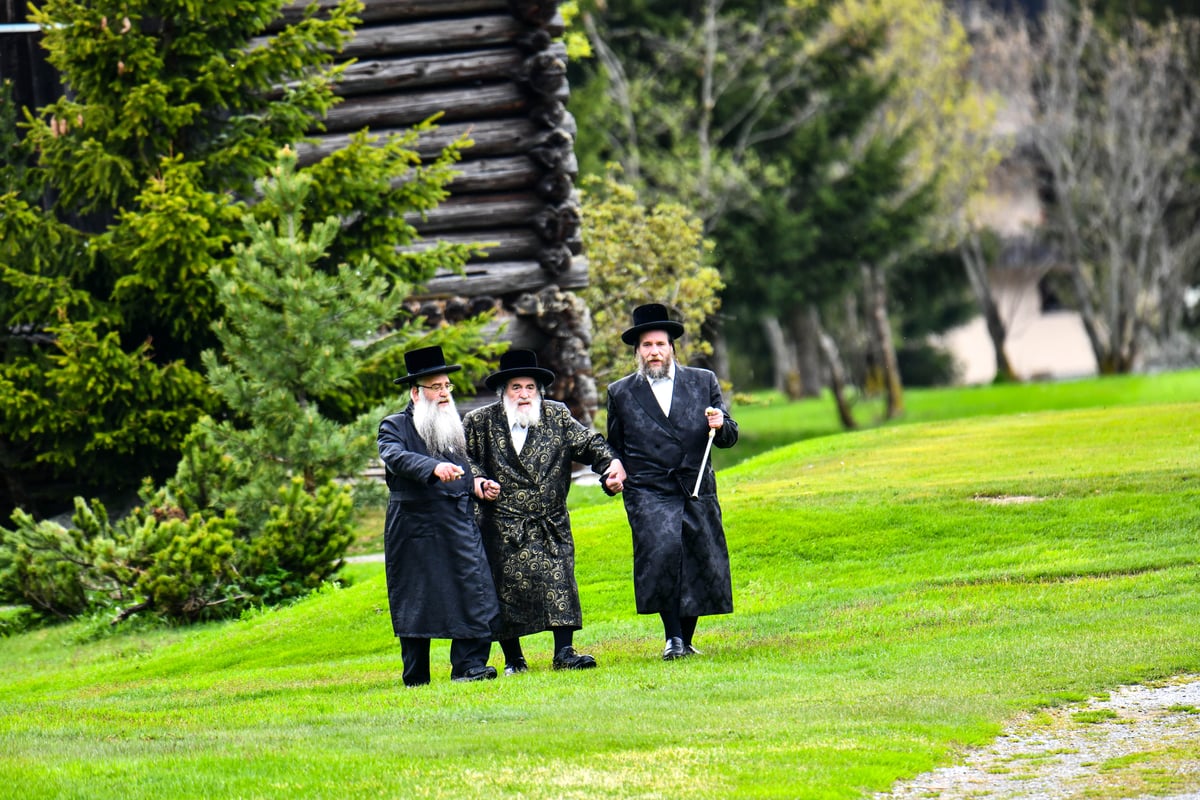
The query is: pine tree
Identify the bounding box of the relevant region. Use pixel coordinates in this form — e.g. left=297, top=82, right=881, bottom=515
left=196, top=147, right=402, bottom=530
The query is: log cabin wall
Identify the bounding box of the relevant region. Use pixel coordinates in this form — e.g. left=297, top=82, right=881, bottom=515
left=287, top=0, right=598, bottom=424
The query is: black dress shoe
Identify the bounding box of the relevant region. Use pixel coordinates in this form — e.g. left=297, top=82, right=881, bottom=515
left=451, top=665, right=498, bottom=682
left=552, top=645, right=597, bottom=670
left=683, top=643, right=702, bottom=656
left=504, top=658, right=528, bottom=676
left=662, top=636, right=685, bottom=661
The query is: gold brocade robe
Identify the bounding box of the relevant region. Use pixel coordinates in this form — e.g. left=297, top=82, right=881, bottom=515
left=463, top=399, right=615, bottom=639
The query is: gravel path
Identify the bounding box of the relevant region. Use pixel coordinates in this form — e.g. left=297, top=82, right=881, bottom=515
left=877, top=675, right=1200, bottom=800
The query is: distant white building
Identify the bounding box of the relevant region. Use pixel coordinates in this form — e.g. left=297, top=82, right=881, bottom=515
left=936, top=282, right=1098, bottom=385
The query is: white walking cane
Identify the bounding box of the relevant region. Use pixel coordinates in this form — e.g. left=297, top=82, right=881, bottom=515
left=691, top=408, right=719, bottom=498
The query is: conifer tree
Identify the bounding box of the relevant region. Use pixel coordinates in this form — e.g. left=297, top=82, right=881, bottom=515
left=195, top=147, right=403, bottom=530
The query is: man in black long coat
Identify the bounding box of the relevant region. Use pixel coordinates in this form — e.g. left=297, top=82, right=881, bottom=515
left=606, top=304, right=738, bottom=661
left=464, top=349, right=626, bottom=675
left=377, top=346, right=500, bottom=686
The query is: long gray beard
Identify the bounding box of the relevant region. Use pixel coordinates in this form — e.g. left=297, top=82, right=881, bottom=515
left=503, top=393, right=542, bottom=429
left=413, top=393, right=466, bottom=457
left=637, top=352, right=673, bottom=381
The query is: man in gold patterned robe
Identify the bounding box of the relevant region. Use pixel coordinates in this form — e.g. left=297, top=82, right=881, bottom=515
left=464, top=349, right=626, bottom=674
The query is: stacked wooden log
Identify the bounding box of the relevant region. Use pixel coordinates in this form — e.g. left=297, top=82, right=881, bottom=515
left=286, top=0, right=597, bottom=422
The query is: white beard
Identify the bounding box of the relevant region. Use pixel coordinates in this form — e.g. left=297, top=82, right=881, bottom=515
left=638, top=351, right=673, bottom=381
left=412, top=392, right=466, bottom=457
left=503, top=393, right=542, bottom=429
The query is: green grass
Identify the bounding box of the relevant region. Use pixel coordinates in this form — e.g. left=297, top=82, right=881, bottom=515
left=3, top=375, right=1200, bottom=799
left=715, top=367, right=1200, bottom=470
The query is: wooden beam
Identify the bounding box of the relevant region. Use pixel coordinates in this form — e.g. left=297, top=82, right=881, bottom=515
left=412, top=257, right=588, bottom=298
left=443, top=155, right=542, bottom=193
left=330, top=42, right=567, bottom=97
left=276, top=0, right=510, bottom=28
left=400, top=228, right=543, bottom=260
left=336, top=48, right=521, bottom=96
left=294, top=113, right=576, bottom=164
left=342, top=15, right=526, bottom=58
left=255, top=14, right=524, bottom=56
left=409, top=192, right=544, bottom=232
left=322, top=82, right=528, bottom=132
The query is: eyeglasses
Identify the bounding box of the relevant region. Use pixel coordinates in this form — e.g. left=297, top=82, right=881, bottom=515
left=417, top=383, right=454, bottom=394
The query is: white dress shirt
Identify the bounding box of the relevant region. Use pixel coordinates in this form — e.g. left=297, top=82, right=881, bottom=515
left=648, top=362, right=675, bottom=416
left=510, top=422, right=529, bottom=454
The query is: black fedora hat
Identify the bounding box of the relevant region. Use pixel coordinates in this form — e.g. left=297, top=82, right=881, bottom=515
left=393, top=345, right=462, bottom=385
left=620, top=303, right=685, bottom=346
left=484, top=349, right=556, bottom=391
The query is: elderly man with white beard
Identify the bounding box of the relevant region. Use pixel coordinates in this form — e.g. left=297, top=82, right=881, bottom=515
left=464, top=349, right=626, bottom=675
left=377, top=346, right=500, bottom=687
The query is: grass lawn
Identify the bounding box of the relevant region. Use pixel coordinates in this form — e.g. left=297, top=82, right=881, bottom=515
left=2, top=373, right=1199, bottom=798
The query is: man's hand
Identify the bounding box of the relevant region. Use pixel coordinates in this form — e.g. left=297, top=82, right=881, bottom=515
left=434, top=462, right=465, bottom=482
left=604, top=459, right=627, bottom=494
left=475, top=477, right=501, bottom=501
left=705, top=407, right=724, bottom=429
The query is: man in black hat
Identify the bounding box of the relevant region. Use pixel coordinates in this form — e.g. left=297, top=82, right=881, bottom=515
left=377, top=345, right=500, bottom=686
left=605, top=304, right=738, bottom=661
left=463, top=349, right=627, bottom=675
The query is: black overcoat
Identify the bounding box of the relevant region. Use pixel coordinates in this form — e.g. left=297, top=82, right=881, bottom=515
left=463, top=399, right=615, bottom=639
left=377, top=405, right=499, bottom=639
left=606, top=365, right=737, bottom=617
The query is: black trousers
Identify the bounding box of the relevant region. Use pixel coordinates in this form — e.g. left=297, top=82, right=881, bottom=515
left=400, top=637, right=492, bottom=686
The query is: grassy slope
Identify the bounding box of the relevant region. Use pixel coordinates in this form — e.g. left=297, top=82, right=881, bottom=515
left=2, top=379, right=1199, bottom=798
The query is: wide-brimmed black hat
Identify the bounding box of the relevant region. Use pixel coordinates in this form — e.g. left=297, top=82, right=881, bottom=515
left=620, top=303, right=685, bottom=346
left=484, top=348, right=556, bottom=391
left=393, top=345, right=462, bottom=385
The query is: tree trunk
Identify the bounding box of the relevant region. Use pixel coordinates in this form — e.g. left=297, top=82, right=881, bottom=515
left=863, top=263, right=904, bottom=419
left=791, top=311, right=825, bottom=398
left=700, top=316, right=731, bottom=393
left=761, top=316, right=803, bottom=399
left=1065, top=259, right=1117, bottom=373
left=841, top=292, right=868, bottom=391
left=808, top=306, right=857, bottom=430
left=960, top=231, right=1017, bottom=382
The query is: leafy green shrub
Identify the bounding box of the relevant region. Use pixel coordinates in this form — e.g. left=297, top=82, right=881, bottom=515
left=897, top=342, right=961, bottom=387
left=579, top=168, right=723, bottom=397
left=0, top=604, right=39, bottom=637
left=243, top=479, right=355, bottom=601
left=0, top=473, right=355, bottom=625
left=0, top=505, right=93, bottom=620
left=129, top=508, right=243, bottom=622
